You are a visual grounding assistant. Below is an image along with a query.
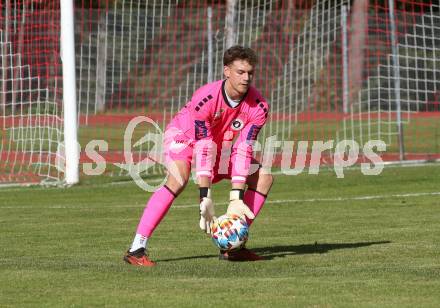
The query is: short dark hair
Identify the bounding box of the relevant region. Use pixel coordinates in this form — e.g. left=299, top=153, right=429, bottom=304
left=223, top=45, right=258, bottom=66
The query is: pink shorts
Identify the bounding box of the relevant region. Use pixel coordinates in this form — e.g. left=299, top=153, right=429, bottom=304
left=163, top=126, right=233, bottom=183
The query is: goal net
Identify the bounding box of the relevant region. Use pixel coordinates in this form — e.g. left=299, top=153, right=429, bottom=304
left=1, top=1, right=63, bottom=185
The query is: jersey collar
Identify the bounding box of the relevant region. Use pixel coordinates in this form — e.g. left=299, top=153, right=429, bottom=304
left=221, top=79, right=249, bottom=108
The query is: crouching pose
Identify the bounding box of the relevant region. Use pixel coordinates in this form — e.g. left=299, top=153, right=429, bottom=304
left=124, top=45, right=273, bottom=266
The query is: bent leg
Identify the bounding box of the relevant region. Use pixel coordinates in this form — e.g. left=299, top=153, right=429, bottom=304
left=244, top=159, right=274, bottom=226
left=128, top=124, right=194, bottom=255
left=133, top=160, right=190, bottom=244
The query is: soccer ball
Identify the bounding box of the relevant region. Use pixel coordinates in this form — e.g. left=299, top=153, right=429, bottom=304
left=211, top=214, right=249, bottom=251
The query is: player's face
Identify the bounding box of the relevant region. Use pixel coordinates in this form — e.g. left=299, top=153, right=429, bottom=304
left=224, top=60, right=254, bottom=99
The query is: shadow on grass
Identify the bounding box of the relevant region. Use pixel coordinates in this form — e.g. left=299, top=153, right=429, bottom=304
left=252, top=240, right=391, bottom=260
left=157, top=240, right=391, bottom=262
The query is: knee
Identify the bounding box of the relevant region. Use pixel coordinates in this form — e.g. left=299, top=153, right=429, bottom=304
left=176, top=178, right=189, bottom=195
left=165, top=173, right=190, bottom=196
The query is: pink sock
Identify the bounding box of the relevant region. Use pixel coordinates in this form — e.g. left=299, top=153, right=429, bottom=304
left=136, top=186, right=176, bottom=237
left=244, top=189, right=267, bottom=226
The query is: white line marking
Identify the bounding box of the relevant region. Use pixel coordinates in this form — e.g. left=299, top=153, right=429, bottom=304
left=172, top=191, right=440, bottom=208
left=1, top=191, right=439, bottom=210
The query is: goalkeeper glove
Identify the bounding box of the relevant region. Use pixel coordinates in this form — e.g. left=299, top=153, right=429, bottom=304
left=199, top=187, right=216, bottom=234
left=227, top=189, right=255, bottom=221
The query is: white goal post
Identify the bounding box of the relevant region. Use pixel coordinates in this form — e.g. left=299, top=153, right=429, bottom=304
left=60, top=0, right=79, bottom=185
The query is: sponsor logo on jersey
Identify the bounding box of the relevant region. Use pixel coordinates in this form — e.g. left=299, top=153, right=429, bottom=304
left=231, top=118, right=244, bottom=131
left=169, top=139, right=190, bottom=152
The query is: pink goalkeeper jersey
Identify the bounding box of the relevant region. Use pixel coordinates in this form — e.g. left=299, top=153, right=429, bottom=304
left=167, top=79, right=269, bottom=183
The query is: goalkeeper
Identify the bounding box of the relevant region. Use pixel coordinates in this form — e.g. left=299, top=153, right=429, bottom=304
left=124, top=46, right=274, bottom=266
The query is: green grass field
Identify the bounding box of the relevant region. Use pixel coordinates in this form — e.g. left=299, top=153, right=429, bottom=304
left=1, top=164, right=439, bottom=307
